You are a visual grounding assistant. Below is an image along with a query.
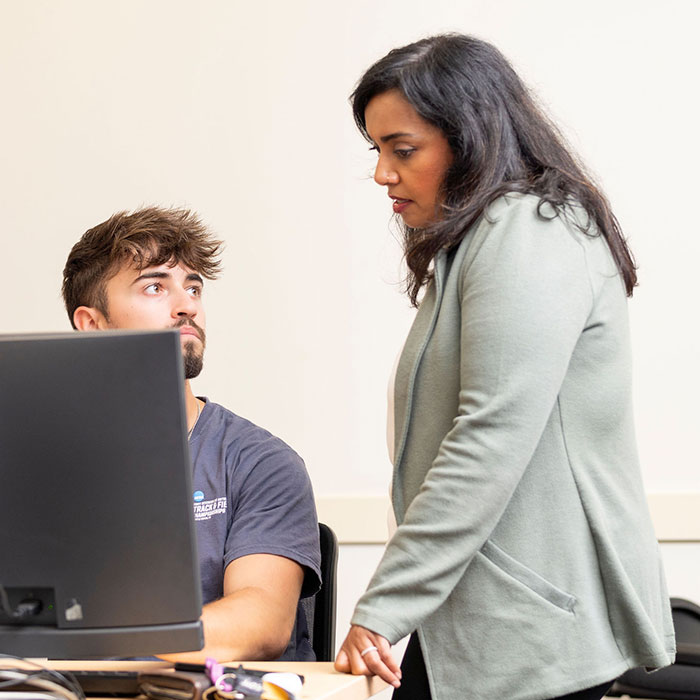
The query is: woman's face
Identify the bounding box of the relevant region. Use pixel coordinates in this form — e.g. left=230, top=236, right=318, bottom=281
left=364, top=89, right=453, bottom=229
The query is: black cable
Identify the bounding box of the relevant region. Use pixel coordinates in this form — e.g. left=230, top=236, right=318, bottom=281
left=0, top=592, right=84, bottom=699
left=0, top=584, right=16, bottom=618
left=0, top=584, right=41, bottom=620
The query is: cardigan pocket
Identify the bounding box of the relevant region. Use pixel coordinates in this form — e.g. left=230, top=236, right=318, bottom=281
left=480, top=540, right=577, bottom=614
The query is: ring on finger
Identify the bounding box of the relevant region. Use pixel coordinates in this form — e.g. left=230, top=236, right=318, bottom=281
left=360, top=645, right=378, bottom=657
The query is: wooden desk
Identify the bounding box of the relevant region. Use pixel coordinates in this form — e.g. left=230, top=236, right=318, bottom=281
left=5, top=660, right=388, bottom=700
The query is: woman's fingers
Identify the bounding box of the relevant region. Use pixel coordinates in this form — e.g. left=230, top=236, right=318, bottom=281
left=334, top=648, right=350, bottom=673
left=334, top=625, right=401, bottom=688
left=357, top=643, right=401, bottom=687
left=378, top=635, right=402, bottom=678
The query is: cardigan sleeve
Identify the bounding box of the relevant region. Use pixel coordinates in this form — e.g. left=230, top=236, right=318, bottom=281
left=351, top=197, right=598, bottom=643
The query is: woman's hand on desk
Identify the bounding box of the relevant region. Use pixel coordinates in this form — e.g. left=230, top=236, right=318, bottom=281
left=334, top=624, right=401, bottom=688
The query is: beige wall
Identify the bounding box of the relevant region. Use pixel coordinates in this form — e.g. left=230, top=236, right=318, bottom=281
left=2, top=0, right=699, bottom=646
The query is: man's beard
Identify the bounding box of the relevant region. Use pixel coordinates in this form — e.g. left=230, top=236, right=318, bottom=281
left=175, top=318, right=206, bottom=380
left=183, top=342, right=204, bottom=379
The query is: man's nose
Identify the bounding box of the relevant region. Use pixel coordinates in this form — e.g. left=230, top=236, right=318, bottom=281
left=172, top=288, right=198, bottom=317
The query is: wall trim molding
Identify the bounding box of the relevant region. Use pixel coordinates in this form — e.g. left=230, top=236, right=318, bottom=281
left=316, top=492, right=700, bottom=544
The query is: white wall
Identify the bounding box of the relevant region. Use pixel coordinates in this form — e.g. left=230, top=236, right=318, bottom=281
left=3, top=0, right=699, bottom=495
left=2, top=0, right=699, bottom=653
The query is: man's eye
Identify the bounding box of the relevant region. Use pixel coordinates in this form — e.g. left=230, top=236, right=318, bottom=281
left=188, top=286, right=202, bottom=298
left=144, top=283, right=161, bottom=295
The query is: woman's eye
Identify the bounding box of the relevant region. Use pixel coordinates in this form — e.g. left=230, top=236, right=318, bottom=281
left=369, top=145, right=379, bottom=154
left=395, top=148, right=416, bottom=159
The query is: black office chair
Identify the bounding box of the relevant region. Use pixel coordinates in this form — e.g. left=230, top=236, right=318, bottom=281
left=608, top=597, right=700, bottom=699
left=302, top=522, right=338, bottom=661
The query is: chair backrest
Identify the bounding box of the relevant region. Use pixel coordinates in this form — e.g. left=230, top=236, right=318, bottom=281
left=302, top=522, right=338, bottom=661
left=608, top=597, right=700, bottom=699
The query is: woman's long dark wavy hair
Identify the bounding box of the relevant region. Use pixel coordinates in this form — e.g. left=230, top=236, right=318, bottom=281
left=352, top=34, right=637, bottom=306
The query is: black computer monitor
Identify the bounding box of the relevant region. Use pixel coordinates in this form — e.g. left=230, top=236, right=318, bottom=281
left=0, top=330, right=203, bottom=658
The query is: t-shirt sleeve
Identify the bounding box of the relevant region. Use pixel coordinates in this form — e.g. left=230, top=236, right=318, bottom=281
left=224, top=433, right=321, bottom=598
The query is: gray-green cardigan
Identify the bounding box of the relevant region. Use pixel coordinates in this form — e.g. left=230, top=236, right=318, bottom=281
left=351, top=194, right=675, bottom=700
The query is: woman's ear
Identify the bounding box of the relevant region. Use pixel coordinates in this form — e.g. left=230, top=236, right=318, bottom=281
left=73, top=305, right=108, bottom=331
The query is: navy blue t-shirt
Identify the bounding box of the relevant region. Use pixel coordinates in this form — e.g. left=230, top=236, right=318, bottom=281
left=187, top=399, right=321, bottom=660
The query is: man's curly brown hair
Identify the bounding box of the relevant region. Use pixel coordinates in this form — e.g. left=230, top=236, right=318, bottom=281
left=62, top=206, right=224, bottom=328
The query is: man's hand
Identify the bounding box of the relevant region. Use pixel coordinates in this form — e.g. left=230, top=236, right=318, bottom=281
left=159, top=553, right=304, bottom=662
left=335, top=624, right=401, bottom=688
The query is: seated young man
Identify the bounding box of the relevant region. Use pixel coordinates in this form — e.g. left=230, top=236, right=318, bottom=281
left=61, top=206, right=321, bottom=662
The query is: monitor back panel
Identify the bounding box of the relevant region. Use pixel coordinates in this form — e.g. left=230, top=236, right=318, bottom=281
left=0, top=330, right=202, bottom=633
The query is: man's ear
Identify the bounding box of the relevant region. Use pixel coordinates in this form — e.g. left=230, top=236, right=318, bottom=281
left=73, top=306, right=108, bottom=331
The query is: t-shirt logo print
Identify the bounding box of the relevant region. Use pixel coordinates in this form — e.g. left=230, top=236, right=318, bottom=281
left=193, top=490, right=227, bottom=522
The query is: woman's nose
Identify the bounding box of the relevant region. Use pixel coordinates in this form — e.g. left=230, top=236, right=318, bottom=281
left=374, top=158, right=399, bottom=186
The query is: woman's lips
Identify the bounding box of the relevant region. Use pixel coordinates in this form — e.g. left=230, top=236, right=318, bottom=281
left=391, top=197, right=412, bottom=214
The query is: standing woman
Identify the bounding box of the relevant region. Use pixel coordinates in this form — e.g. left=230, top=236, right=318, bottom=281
left=335, top=34, right=675, bottom=700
